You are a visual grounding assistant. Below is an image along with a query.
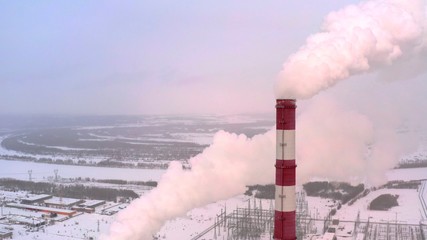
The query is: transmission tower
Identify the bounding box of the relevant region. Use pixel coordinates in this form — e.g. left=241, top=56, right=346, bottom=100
left=54, top=169, right=59, bottom=182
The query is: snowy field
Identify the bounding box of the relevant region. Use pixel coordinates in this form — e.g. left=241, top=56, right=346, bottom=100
left=387, top=167, right=427, bottom=181
left=337, top=187, right=425, bottom=224
left=156, top=195, right=253, bottom=239
left=0, top=159, right=166, bottom=182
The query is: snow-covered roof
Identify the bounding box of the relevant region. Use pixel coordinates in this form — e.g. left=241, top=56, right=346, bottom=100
left=80, top=200, right=105, bottom=208
left=44, top=197, right=82, bottom=206
left=9, top=215, right=45, bottom=225
left=21, top=194, right=51, bottom=202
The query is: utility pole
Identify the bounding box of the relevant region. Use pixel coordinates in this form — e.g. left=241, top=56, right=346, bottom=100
left=54, top=169, right=58, bottom=182
left=395, top=212, right=398, bottom=240
left=28, top=170, right=32, bottom=181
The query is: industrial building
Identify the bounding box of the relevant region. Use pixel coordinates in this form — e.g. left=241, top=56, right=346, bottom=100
left=8, top=215, right=46, bottom=227
left=71, top=200, right=106, bottom=213
left=78, top=200, right=106, bottom=209
left=20, top=194, right=52, bottom=205
left=44, top=197, right=84, bottom=209
left=6, top=203, right=76, bottom=216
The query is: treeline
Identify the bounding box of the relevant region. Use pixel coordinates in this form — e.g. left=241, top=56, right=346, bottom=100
left=245, top=184, right=275, bottom=199
left=0, top=155, right=36, bottom=161
left=369, top=194, right=399, bottom=211
left=0, top=178, right=52, bottom=193
left=96, top=160, right=169, bottom=169
left=244, top=182, right=366, bottom=203
left=0, top=157, right=169, bottom=170
left=0, top=178, right=138, bottom=201
left=397, top=159, right=427, bottom=169
left=56, top=184, right=138, bottom=201
left=96, top=179, right=158, bottom=187
left=303, top=181, right=365, bottom=204
left=383, top=180, right=420, bottom=189
left=0, top=156, right=88, bottom=165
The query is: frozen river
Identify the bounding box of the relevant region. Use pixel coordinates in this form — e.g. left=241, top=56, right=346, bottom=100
left=0, top=159, right=166, bottom=182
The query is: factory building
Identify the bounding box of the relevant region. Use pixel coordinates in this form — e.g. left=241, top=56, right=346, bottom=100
left=78, top=200, right=106, bottom=209
left=8, top=215, right=46, bottom=227
left=6, top=203, right=76, bottom=217
left=44, top=197, right=84, bottom=209
left=20, top=194, right=52, bottom=205
left=71, top=200, right=106, bottom=213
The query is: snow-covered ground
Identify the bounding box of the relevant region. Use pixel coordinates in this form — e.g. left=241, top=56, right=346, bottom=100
left=387, top=167, right=427, bottom=181
left=1, top=160, right=427, bottom=239
left=4, top=212, right=114, bottom=240
left=156, top=195, right=251, bottom=239
left=152, top=167, right=427, bottom=240
left=337, top=188, right=423, bottom=224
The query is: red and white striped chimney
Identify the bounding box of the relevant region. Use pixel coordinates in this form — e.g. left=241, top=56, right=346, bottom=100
left=274, top=99, right=296, bottom=240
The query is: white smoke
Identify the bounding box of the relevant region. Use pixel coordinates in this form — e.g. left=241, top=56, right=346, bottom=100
left=297, top=97, right=374, bottom=184
left=276, top=0, right=426, bottom=99
left=104, top=0, right=427, bottom=239
left=103, top=130, right=275, bottom=240
left=296, top=95, right=420, bottom=186
left=286, top=0, right=427, bottom=185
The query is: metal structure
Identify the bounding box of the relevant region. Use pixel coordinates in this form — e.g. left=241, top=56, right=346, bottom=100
left=223, top=200, right=274, bottom=239
left=192, top=192, right=310, bottom=240
left=191, top=198, right=275, bottom=240
left=54, top=169, right=59, bottom=182
left=195, top=194, right=427, bottom=240
left=275, top=99, right=297, bottom=240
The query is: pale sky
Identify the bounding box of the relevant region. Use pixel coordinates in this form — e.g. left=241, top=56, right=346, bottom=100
left=1, top=0, right=425, bottom=115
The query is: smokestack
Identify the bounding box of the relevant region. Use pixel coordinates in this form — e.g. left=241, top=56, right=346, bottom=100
left=274, top=99, right=296, bottom=240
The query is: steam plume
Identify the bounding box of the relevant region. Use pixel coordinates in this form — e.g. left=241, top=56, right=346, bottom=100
left=276, top=0, right=426, bottom=99
left=103, top=130, right=275, bottom=240
left=296, top=96, right=417, bottom=185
